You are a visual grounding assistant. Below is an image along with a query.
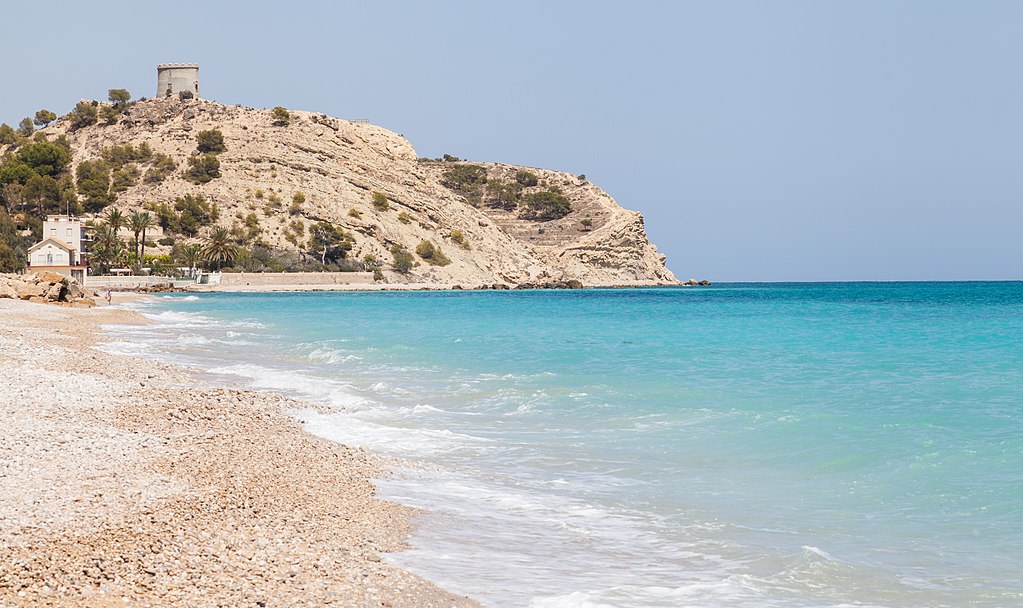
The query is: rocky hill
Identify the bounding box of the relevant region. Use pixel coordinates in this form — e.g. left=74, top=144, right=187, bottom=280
left=30, top=97, right=677, bottom=287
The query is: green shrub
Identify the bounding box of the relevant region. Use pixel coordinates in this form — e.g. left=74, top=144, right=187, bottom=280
left=99, top=105, right=120, bottom=125
left=390, top=244, right=415, bottom=273
left=184, top=153, right=221, bottom=184
left=348, top=208, right=362, bottom=219
left=179, top=90, right=194, bottom=101
left=158, top=236, right=175, bottom=246
left=371, top=192, right=390, bottom=210
left=102, top=143, right=153, bottom=169
left=33, top=110, right=57, bottom=127
left=442, top=154, right=461, bottom=162
left=440, top=164, right=488, bottom=205
left=68, top=101, right=98, bottom=129
left=17, top=118, right=34, bottom=137
left=18, top=141, right=72, bottom=177
left=107, top=89, right=131, bottom=107
left=373, top=268, right=384, bottom=281
left=172, top=194, right=220, bottom=236
left=268, top=193, right=281, bottom=204
left=75, top=160, right=113, bottom=211
left=272, top=106, right=291, bottom=126
left=110, top=164, right=140, bottom=192
left=196, top=130, right=226, bottom=154
left=577, top=174, right=587, bottom=182
left=254, top=189, right=264, bottom=199
left=580, top=218, right=593, bottom=230
left=397, top=211, right=412, bottom=224
left=290, top=191, right=305, bottom=214
left=415, top=240, right=451, bottom=266
left=0, top=124, right=17, bottom=145
left=486, top=180, right=519, bottom=210
left=308, top=221, right=353, bottom=263
left=515, top=170, right=539, bottom=187
left=144, top=153, right=177, bottom=184
left=449, top=229, right=470, bottom=249
left=521, top=189, right=572, bottom=220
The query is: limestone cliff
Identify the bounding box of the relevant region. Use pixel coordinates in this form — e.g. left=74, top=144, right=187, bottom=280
left=44, top=98, right=677, bottom=286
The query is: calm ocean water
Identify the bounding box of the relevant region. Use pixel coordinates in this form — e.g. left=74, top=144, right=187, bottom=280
left=106, top=283, right=1023, bottom=607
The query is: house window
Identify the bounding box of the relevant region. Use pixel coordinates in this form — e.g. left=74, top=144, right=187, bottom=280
left=50, top=228, right=56, bottom=235
left=66, top=228, right=72, bottom=237
left=47, top=253, right=53, bottom=265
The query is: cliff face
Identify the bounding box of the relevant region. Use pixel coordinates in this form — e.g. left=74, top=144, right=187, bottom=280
left=47, top=98, right=677, bottom=286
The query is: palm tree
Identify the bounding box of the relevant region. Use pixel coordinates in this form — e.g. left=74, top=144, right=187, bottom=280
left=105, top=208, right=125, bottom=236
left=130, top=211, right=152, bottom=268
left=90, top=222, right=123, bottom=275
left=201, top=227, right=239, bottom=270
left=177, top=243, right=203, bottom=277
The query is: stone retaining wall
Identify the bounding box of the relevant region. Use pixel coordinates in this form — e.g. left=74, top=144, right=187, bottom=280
left=214, top=272, right=375, bottom=286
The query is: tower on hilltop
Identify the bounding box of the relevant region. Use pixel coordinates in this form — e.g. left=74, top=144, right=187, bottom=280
left=157, top=63, right=200, bottom=99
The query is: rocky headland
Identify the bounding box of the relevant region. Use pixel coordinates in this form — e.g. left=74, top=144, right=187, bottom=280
left=33, top=96, right=677, bottom=287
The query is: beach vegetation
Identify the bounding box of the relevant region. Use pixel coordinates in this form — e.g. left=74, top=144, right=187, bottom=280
left=415, top=240, right=451, bottom=266
left=196, top=129, right=226, bottom=154
left=174, top=242, right=203, bottom=275
left=129, top=210, right=153, bottom=264
left=89, top=222, right=124, bottom=274
left=390, top=244, right=415, bottom=273
left=307, top=221, right=353, bottom=264
left=201, top=226, right=239, bottom=270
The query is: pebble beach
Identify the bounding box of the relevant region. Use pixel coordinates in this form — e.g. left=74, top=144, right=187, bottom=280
left=0, top=297, right=475, bottom=607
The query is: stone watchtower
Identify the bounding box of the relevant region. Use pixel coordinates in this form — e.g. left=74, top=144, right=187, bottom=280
left=157, top=63, right=200, bottom=99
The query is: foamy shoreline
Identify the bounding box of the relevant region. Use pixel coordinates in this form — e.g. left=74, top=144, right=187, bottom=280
left=0, top=298, right=476, bottom=607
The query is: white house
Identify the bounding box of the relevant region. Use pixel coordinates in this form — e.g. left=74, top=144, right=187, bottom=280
left=27, top=215, right=88, bottom=283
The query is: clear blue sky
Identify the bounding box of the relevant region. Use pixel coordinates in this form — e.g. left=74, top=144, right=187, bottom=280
left=3, top=1, right=1020, bottom=280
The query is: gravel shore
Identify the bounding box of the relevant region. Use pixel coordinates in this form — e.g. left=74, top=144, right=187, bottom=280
left=0, top=298, right=477, bottom=607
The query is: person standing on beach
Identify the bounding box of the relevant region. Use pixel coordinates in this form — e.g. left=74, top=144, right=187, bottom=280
left=105, top=289, right=112, bottom=305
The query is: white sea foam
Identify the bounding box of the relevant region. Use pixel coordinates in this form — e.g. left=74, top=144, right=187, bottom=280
left=307, top=348, right=363, bottom=364
left=206, top=363, right=368, bottom=409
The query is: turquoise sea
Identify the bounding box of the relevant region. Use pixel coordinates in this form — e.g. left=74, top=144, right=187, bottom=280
left=107, top=283, right=1023, bottom=607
